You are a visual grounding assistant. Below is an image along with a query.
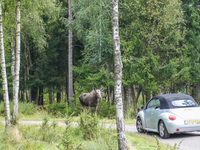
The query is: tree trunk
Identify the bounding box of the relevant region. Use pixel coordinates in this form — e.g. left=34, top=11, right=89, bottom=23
left=131, top=85, right=137, bottom=116
left=57, top=92, right=61, bottom=103
left=0, top=3, right=11, bottom=128
left=31, top=87, right=38, bottom=104
left=20, top=90, right=24, bottom=102
left=49, top=89, right=54, bottom=104
left=196, top=83, right=200, bottom=103
left=186, top=82, right=190, bottom=95
left=127, top=86, right=132, bottom=106
left=145, top=92, right=151, bottom=103
left=112, top=0, right=128, bottom=149
left=68, top=0, right=73, bottom=105
left=38, top=86, right=43, bottom=105
left=11, top=34, right=15, bottom=91
left=13, top=1, right=21, bottom=124
left=123, top=86, right=127, bottom=117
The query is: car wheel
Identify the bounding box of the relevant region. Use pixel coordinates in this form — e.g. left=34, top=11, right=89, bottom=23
left=158, top=120, right=170, bottom=138
left=136, top=117, right=144, bottom=133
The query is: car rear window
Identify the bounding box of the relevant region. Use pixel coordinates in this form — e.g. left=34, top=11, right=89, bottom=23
left=171, top=99, right=196, bottom=107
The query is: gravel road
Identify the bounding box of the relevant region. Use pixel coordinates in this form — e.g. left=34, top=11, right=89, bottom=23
left=1, top=120, right=200, bottom=150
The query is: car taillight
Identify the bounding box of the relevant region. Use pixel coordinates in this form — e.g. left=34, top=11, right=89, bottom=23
left=169, top=115, right=176, bottom=121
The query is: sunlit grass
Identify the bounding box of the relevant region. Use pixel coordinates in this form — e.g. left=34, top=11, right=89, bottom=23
left=0, top=122, right=175, bottom=150
left=127, top=133, right=174, bottom=150
left=0, top=112, right=135, bottom=125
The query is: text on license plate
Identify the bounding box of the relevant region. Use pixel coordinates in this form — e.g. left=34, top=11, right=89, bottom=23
left=184, top=120, right=200, bottom=125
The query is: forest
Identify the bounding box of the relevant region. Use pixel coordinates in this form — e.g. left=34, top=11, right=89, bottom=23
left=0, top=0, right=200, bottom=149
left=0, top=0, right=200, bottom=118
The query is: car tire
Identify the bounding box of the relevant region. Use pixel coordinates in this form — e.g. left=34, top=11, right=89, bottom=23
left=136, top=117, right=144, bottom=133
left=158, top=120, right=170, bottom=139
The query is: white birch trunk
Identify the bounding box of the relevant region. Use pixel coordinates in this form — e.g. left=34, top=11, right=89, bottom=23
left=13, top=1, right=21, bottom=124
left=0, top=2, right=11, bottom=128
left=11, top=35, right=15, bottom=79
left=68, top=0, right=73, bottom=105
left=112, top=0, right=128, bottom=149
left=11, top=33, right=16, bottom=104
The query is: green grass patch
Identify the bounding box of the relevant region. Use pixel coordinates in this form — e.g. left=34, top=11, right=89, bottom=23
left=127, top=133, right=175, bottom=150
left=0, top=101, right=136, bottom=124
left=0, top=120, right=176, bottom=150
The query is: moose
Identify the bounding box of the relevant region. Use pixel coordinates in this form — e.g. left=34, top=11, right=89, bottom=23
left=79, top=87, right=103, bottom=115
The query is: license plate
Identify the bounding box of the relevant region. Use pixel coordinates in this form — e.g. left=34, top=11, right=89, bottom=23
left=184, top=120, right=200, bottom=125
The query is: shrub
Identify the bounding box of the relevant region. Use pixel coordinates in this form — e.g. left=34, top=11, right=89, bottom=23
left=98, top=101, right=116, bottom=119
left=40, top=117, right=61, bottom=143
left=18, top=102, right=38, bottom=115
left=47, top=102, right=66, bottom=117
left=47, top=100, right=82, bottom=117
left=78, top=110, right=100, bottom=140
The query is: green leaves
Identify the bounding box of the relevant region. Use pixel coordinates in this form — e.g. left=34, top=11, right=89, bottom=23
left=73, top=65, right=113, bottom=92
left=121, top=0, right=185, bottom=93
left=72, top=0, right=113, bottom=65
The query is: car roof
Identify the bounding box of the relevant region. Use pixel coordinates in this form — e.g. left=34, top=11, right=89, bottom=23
left=153, top=93, right=197, bottom=109
left=154, top=93, right=194, bottom=101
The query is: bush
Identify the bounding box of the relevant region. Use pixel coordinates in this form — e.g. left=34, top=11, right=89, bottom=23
left=40, top=117, right=61, bottom=143
left=47, top=102, right=81, bottom=117
left=47, top=102, right=66, bottom=117
left=18, top=102, right=38, bottom=115
left=98, top=101, right=116, bottom=119
left=78, top=110, right=100, bottom=140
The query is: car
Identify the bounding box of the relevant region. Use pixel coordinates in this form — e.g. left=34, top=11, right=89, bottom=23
left=136, top=93, right=200, bottom=138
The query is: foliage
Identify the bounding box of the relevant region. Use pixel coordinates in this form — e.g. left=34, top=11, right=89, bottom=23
left=40, top=117, right=61, bottom=143
left=73, top=65, right=113, bottom=93
left=121, top=0, right=185, bottom=93
left=47, top=102, right=66, bottom=117
left=1, top=0, right=200, bottom=129
left=78, top=110, right=100, bottom=140
left=71, top=0, right=113, bottom=66
left=98, top=100, right=116, bottom=119
left=58, top=105, right=80, bottom=150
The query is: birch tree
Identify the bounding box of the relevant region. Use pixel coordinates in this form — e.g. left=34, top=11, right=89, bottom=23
left=112, top=0, right=128, bottom=149
left=0, top=2, right=11, bottom=129
left=68, top=0, right=73, bottom=105
left=13, top=1, right=21, bottom=124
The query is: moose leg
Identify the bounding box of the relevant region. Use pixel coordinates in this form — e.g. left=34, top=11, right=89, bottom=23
left=81, top=105, right=85, bottom=112
left=95, top=106, right=98, bottom=115
left=89, top=106, right=91, bottom=114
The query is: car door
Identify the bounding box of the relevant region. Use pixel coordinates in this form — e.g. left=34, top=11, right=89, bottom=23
left=144, top=99, right=156, bottom=128
left=150, top=99, right=161, bottom=129
left=145, top=99, right=160, bottom=129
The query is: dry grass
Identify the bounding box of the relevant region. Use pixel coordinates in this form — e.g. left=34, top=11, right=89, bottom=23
left=8, top=126, right=23, bottom=142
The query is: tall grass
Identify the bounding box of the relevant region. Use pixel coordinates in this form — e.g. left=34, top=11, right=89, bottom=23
left=0, top=102, right=38, bottom=116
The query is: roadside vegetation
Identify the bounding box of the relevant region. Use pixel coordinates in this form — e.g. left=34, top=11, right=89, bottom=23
left=0, top=102, right=178, bottom=150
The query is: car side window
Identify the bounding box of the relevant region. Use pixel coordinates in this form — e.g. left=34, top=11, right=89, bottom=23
left=147, top=99, right=160, bottom=109
left=147, top=99, right=155, bottom=109
left=155, top=99, right=160, bottom=108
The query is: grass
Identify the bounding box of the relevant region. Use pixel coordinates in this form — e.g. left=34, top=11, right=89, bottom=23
left=0, top=102, right=177, bottom=150
left=0, top=121, right=176, bottom=150
left=127, top=133, right=175, bottom=150
left=0, top=108, right=135, bottom=125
